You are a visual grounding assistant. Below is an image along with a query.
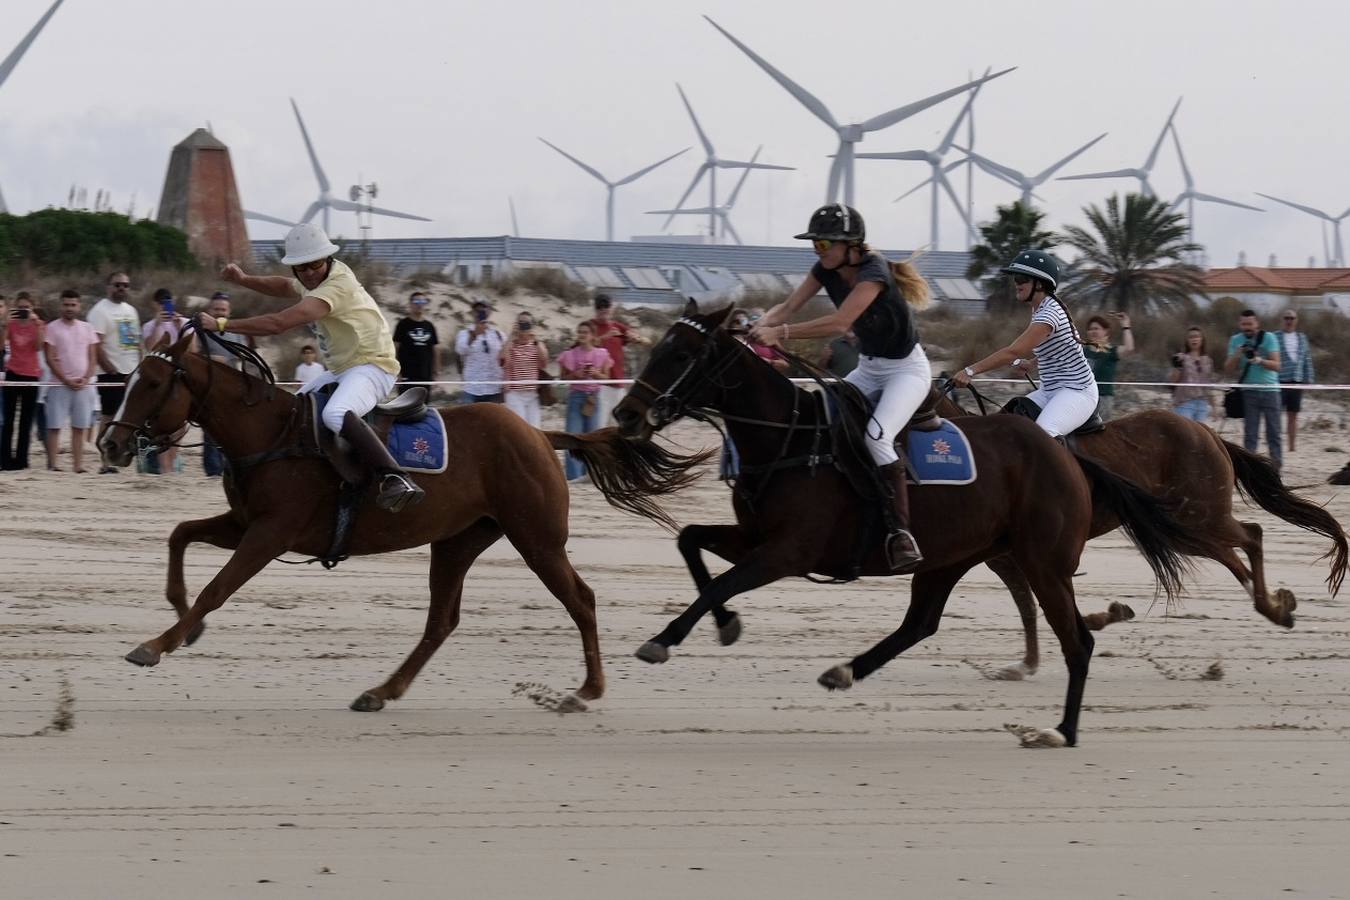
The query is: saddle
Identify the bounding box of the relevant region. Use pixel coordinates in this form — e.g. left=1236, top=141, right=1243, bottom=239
left=1001, top=395, right=1105, bottom=436
left=304, top=387, right=430, bottom=485
left=821, top=383, right=943, bottom=501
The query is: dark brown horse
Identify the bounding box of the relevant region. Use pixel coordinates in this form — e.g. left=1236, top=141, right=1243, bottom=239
left=935, top=390, right=1349, bottom=679
left=98, top=332, right=703, bottom=713
left=597, top=303, right=1201, bottom=748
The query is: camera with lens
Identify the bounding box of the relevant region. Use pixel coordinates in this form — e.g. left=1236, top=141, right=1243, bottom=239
left=1171, top=353, right=1184, bottom=368
left=1243, top=345, right=1257, bottom=360
left=11, top=308, right=29, bottom=320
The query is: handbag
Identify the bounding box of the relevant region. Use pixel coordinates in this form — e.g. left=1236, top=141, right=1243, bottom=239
left=1223, top=330, right=1263, bottom=419
left=581, top=392, right=598, bottom=418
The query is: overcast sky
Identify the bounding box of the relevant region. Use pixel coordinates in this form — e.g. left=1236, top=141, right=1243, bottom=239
left=2, top=0, right=1347, bottom=267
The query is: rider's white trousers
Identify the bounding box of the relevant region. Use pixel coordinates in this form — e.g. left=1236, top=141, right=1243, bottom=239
left=300, top=363, right=397, bottom=433
left=1026, top=383, right=1099, bottom=439
left=844, top=344, right=933, bottom=466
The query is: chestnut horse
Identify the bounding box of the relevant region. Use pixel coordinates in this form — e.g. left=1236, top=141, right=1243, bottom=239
left=935, top=389, right=1348, bottom=679
left=597, top=303, right=1202, bottom=748
left=98, top=331, right=703, bottom=713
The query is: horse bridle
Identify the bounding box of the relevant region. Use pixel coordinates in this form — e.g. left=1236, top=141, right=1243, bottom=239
left=630, top=317, right=749, bottom=430
left=104, top=350, right=201, bottom=453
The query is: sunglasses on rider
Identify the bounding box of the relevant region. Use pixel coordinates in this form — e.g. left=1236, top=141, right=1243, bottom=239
left=292, top=259, right=328, bottom=274
left=812, top=239, right=835, bottom=253
left=1012, top=275, right=1032, bottom=286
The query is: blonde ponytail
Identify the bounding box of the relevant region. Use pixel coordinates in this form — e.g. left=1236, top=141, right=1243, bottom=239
left=889, top=259, right=931, bottom=310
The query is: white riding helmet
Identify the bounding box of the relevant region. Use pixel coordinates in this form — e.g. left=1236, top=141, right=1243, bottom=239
left=280, top=223, right=340, bottom=266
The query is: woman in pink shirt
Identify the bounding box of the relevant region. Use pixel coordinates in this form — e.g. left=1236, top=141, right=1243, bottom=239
left=557, top=322, right=613, bottom=481
left=2, top=293, right=44, bottom=469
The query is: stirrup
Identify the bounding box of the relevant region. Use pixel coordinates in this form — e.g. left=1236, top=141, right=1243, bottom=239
left=885, top=529, right=923, bottom=571
left=376, top=472, right=425, bottom=513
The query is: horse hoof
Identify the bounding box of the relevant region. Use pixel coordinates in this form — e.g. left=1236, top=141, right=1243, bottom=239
left=817, top=663, right=854, bottom=691
left=1108, top=601, right=1135, bottom=623
left=556, top=693, right=589, bottom=714
left=1004, top=723, right=1068, bottom=748
left=1275, top=588, right=1297, bottom=627
left=125, top=644, right=161, bottom=667
left=184, top=620, right=207, bottom=647
left=349, top=692, right=386, bottom=712
left=635, top=641, right=669, bottom=664
left=717, top=613, right=742, bottom=646
left=993, top=661, right=1036, bottom=681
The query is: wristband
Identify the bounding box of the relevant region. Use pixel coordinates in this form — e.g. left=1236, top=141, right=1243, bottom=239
left=216, top=317, right=228, bottom=333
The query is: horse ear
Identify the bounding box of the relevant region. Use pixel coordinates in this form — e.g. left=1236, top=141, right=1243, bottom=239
left=683, top=297, right=699, bottom=318
left=168, top=330, right=193, bottom=358
left=707, top=303, right=735, bottom=330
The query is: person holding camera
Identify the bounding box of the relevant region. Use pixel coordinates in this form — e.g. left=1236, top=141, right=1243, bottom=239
left=453, top=299, right=505, bottom=404
left=499, top=312, right=549, bottom=428
left=1168, top=326, right=1215, bottom=424
left=2, top=292, right=44, bottom=470
left=1082, top=312, right=1134, bottom=420
left=556, top=321, right=613, bottom=481
left=1225, top=309, right=1282, bottom=470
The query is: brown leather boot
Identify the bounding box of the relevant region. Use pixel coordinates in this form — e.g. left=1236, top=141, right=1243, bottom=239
left=340, top=411, right=426, bottom=512
left=878, top=460, right=922, bottom=571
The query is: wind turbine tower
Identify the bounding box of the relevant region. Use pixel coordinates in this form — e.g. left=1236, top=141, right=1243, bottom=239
left=705, top=16, right=1012, bottom=207
left=646, top=146, right=771, bottom=245
left=0, top=0, right=65, bottom=213
left=1057, top=97, right=1181, bottom=197
left=539, top=138, right=688, bottom=242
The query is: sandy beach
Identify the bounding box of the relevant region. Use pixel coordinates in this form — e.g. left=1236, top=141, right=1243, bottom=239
left=2, top=414, right=1349, bottom=900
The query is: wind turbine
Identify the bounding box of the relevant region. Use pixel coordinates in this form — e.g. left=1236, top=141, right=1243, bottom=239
left=647, top=146, right=769, bottom=245
left=661, top=83, right=793, bottom=241
left=704, top=15, right=1012, bottom=207
left=854, top=72, right=988, bottom=251
left=508, top=197, right=520, bottom=238
left=246, top=99, right=430, bottom=235
left=1169, top=125, right=1261, bottom=249
left=957, top=132, right=1108, bottom=206
left=538, top=138, right=688, bottom=242
left=1058, top=97, right=1181, bottom=197
left=0, top=0, right=65, bottom=213
left=1253, top=192, right=1350, bottom=268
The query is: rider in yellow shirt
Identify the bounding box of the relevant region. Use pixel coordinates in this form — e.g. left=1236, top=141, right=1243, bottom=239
left=196, top=223, right=424, bottom=511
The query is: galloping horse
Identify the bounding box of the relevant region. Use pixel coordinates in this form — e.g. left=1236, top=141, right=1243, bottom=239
left=595, top=302, right=1201, bottom=748
left=934, top=391, right=1349, bottom=678
left=99, top=331, right=704, bottom=712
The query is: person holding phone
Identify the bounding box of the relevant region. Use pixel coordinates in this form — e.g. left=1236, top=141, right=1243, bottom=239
left=2, top=292, right=44, bottom=470
left=1082, top=312, right=1134, bottom=420
left=499, top=312, right=549, bottom=427
left=453, top=299, right=505, bottom=403
left=556, top=321, right=612, bottom=481
left=1169, top=326, right=1215, bottom=424
left=141, top=289, right=189, bottom=348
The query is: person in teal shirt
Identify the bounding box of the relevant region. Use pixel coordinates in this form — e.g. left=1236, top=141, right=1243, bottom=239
left=1225, top=309, right=1281, bottom=470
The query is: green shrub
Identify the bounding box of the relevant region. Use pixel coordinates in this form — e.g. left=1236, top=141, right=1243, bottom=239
left=0, top=209, right=197, bottom=274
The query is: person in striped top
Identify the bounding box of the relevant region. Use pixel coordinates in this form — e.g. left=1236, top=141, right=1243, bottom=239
left=499, top=311, right=549, bottom=427
left=951, top=249, right=1098, bottom=439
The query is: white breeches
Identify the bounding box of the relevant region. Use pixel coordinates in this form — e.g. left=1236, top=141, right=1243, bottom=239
left=844, top=345, right=933, bottom=465
left=1026, top=383, right=1100, bottom=439
left=300, top=363, right=397, bottom=434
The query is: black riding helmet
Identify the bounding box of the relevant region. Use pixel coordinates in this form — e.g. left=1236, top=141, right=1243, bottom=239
left=1000, top=248, right=1060, bottom=292
left=794, top=203, right=865, bottom=243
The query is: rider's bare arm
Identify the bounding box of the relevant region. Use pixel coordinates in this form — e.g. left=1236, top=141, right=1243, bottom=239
left=759, top=274, right=822, bottom=327
left=214, top=296, right=329, bottom=337
left=966, top=322, right=1052, bottom=376
left=221, top=263, right=301, bottom=300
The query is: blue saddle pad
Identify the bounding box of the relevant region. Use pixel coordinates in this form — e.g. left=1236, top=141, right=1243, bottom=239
left=387, top=413, right=448, bottom=473
left=907, top=419, right=976, bottom=485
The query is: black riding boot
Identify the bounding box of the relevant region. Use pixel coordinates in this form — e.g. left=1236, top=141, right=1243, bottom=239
left=878, top=460, right=922, bottom=571
left=339, top=411, right=426, bottom=512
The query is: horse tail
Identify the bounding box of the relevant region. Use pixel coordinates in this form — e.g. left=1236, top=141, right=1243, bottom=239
left=544, top=428, right=714, bottom=532
left=1071, top=451, right=1200, bottom=604
left=1221, top=438, right=1349, bottom=596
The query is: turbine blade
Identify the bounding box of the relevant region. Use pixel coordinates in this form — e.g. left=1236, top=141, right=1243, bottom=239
left=647, top=206, right=717, bottom=216
left=0, top=0, right=64, bottom=90
left=1187, top=192, right=1263, bottom=212
left=299, top=200, right=324, bottom=224
left=1254, top=193, right=1333, bottom=221
left=935, top=170, right=971, bottom=230
left=855, top=150, right=932, bottom=161
left=290, top=98, right=331, bottom=194
left=859, top=66, right=1015, bottom=133
left=615, top=147, right=689, bottom=186
left=714, top=159, right=794, bottom=171
left=725, top=147, right=760, bottom=207
left=1057, top=168, right=1140, bottom=182
left=1170, top=125, right=1194, bottom=189
left=1144, top=96, right=1184, bottom=170
left=721, top=215, right=744, bottom=246
left=953, top=146, right=1026, bottom=188
left=243, top=210, right=297, bottom=227
left=893, top=175, right=935, bottom=204
left=704, top=16, right=839, bottom=130
left=662, top=166, right=708, bottom=229
left=938, top=69, right=988, bottom=154
left=538, top=138, right=610, bottom=184
left=1032, top=133, right=1108, bottom=184
left=329, top=197, right=431, bottom=221
left=676, top=83, right=715, bottom=157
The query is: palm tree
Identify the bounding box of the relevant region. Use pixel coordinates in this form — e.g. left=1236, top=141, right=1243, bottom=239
left=1060, top=193, right=1206, bottom=314
left=966, top=201, right=1058, bottom=311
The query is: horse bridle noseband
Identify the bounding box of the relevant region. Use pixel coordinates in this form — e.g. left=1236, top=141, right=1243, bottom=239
left=631, top=317, right=748, bottom=431
left=105, top=350, right=200, bottom=453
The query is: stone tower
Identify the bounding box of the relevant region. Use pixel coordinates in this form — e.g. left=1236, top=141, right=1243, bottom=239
left=156, top=128, right=251, bottom=264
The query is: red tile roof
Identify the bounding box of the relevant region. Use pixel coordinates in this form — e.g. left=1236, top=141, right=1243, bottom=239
left=1204, top=266, right=1350, bottom=293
